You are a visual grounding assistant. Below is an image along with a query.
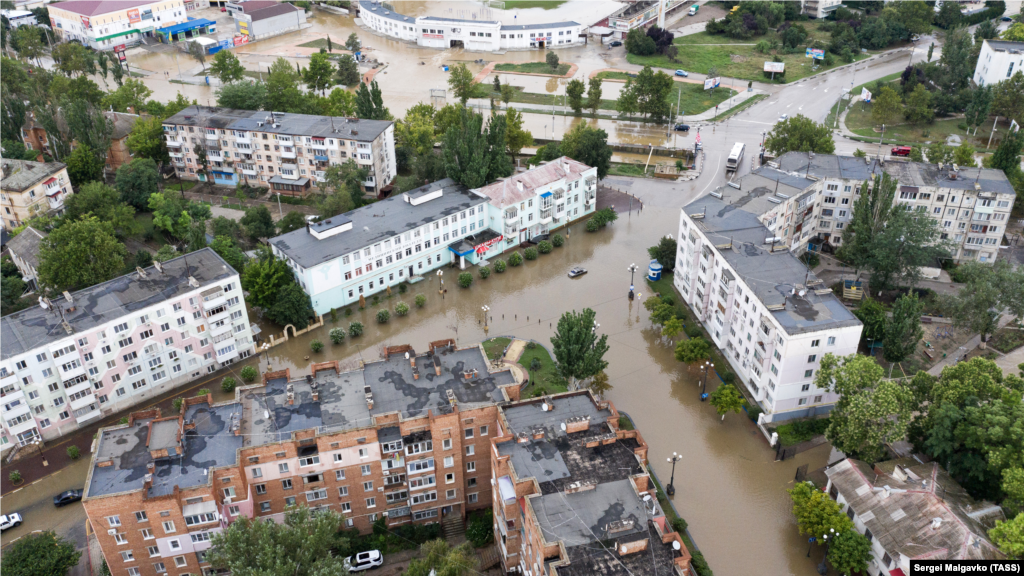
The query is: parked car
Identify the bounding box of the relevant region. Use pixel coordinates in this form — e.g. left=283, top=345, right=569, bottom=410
left=1002, top=15, right=1013, bottom=21
left=674, top=124, right=690, bottom=132
left=674, top=69, right=689, bottom=77
left=778, top=114, right=789, bottom=122
left=891, top=146, right=912, bottom=157
left=608, top=40, right=622, bottom=47
left=568, top=267, right=587, bottom=278
left=221, top=6, right=227, bottom=11
left=528, top=233, right=550, bottom=244
left=53, top=489, right=83, bottom=507
left=0, top=513, right=23, bottom=532
left=345, top=551, right=383, bottom=572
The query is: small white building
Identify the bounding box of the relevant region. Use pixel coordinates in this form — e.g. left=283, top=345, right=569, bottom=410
left=46, top=0, right=194, bottom=50
left=1, top=9, right=38, bottom=27
left=973, top=38, right=1024, bottom=86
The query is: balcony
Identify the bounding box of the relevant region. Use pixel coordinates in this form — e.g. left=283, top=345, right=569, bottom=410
left=234, top=134, right=251, bottom=145
left=1, top=388, right=24, bottom=402
left=2, top=401, right=30, bottom=419
left=166, top=139, right=182, bottom=148
left=504, top=223, right=518, bottom=236
left=169, top=151, right=185, bottom=159
left=48, top=195, right=65, bottom=211
left=75, top=406, right=102, bottom=424
left=314, top=171, right=326, bottom=183
left=311, top=139, right=327, bottom=149
left=215, top=346, right=239, bottom=363
left=539, top=208, right=552, bottom=225
left=64, top=379, right=91, bottom=396
left=208, top=150, right=223, bottom=161
left=7, top=417, right=38, bottom=436
left=57, top=362, right=86, bottom=380
left=505, top=212, right=519, bottom=224
left=212, top=164, right=234, bottom=174
left=173, top=161, right=186, bottom=168
left=314, top=154, right=329, bottom=162
left=69, top=392, right=96, bottom=411
left=281, top=148, right=296, bottom=159
left=205, top=132, right=218, bottom=141
left=210, top=322, right=233, bottom=338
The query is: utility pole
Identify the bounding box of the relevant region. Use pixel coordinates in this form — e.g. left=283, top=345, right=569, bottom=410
left=987, top=116, right=1000, bottom=149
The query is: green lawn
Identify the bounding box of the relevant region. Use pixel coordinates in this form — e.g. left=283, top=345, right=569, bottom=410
left=608, top=163, right=652, bottom=178
left=672, top=31, right=757, bottom=46
left=773, top=417, right=830, bottom=447
left=519, top=342, right=568, bottom=397
left=595, top=71, right=634, bottom=81
left=472, top=83, right=616, bottom=109
left=990, top=327, right=1024, bottom=354
left=501, top=0, right=566, bottom=8
left=844, top=100, right=999, bottom=147
left=298, top=38, right=331, bottom=49
left=474, top=82, right=734, bottom=116
left=494, top=61, right=571, bottom=76
left=482, top=337, right=512, bottom=361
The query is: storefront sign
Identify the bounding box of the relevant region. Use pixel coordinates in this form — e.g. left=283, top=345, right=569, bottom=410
left=475, top=235, right=504, bottom=254
left=127, top=8, right=141, bottom=23
left=233, top=35, right=249, bottom=46
left=113, top=44, right=126, bottom=52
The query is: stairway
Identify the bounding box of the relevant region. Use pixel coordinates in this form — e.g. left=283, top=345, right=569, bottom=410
left=442, top=514, right=466, bottom=543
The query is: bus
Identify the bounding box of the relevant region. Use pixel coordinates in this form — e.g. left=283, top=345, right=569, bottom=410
left=726, top=143, right=745, bottom=172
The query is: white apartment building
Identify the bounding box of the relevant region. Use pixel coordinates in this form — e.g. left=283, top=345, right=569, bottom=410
left=0, top=249, right=255, bottom=451
left=358, top=0, right=583, bottom=51
left=802, top=0, right=842, bottom=18
left=773, top=153, right=1016, bottom=263
left=675, top=173, right=863, bottom=422
left=974, top=39, right=1024, bottom=86
left=163, top=106, right=396, bottom=196
left=46, top=0, right=198, bottom=51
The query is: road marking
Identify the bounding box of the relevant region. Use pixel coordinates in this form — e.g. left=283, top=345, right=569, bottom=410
left=824, top=89, right=829, bottom=93
left=731, top=119, right=775, bottom=126
left=786, top=103, right=793, bottom=108
left=697, top=155, right=723, bottom=197
left=798, top=106, right=804, bottom=111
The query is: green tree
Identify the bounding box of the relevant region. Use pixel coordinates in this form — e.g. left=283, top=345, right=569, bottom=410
left=708, top=383, right=744, bottom=420
left=586, top=77, right=603, bottom=116
left=51, top=42, right=94, bottom=77
left=187, top=40, right=207, bottom=73
left=345, top=32, right=361, bottom=53
left=349, top=321, right=364, bottom=336
left=447, top=63, right=476, bottom=106
left=545, top=50, right=559, bottom=70
left=325, top=87, right=357, bottom=116
left=266, top=57, right=304, bottom=113
left=442, top=107, right=492, bottom=188
left=115, top=158, right=161, bottom=210
left=277, top=211, right=307, bottom=234
left=764, top=114, right=835, bottom=155
left=965, top=85, right=994, bottom=133
left=550, top=308, right=610, bottom=390
left=633, top=65, right=673, bottom=121
left=406, top=540, right=479, bottom=576
left=216, top=80, right=268, bottom=111
left=994, top=71, right=1024, bottom=122
left=38, top=217, right=126, bottom=293
left=661, top=317, right=683, bottom=339
left=952, top=141, right=977, bottom=167
left=240, top=205, right=276, bottom=242
left=0, top=531, right=81, bottom=576
left=504, top=107, right=533, bottom=163
left=990, top=128, right=1024, bottom=172
left=587, top=370, right=612, bottom=399
left=125, top=115, right=169, bottom=163
left=319, top=159, right=367, bottom=217
left=647, top=236, right=677, bottom=271
left=207, top=506, right=347, bottom=576
left=355, top=80, right=390, bottom=120
left=990, top=513, right=1024, bottom=559
left=883, top=292, right=924, bottom=363
left=941, top=261, right=1006, bottom=346
left=934, top=0, right=962, bottom=28
left=816, top=353, right=915, bottom=463
left=500, top=81, right=515, bottom=109
left=904, top=83, right=933, bottom=125
left=65, top=143, right=104, bottom=186
left=62, top=181, right=140, bottom=238
left=827, top=530, right=874, bottom=574
left=336, top=54, right=360, bottom=86
left=1, top=257, right=28, bottom=317
left=210, top=50, right=246, bottom=84
left=869, top=205, right=950, bottom=291
left=242, top=251, right=293, bottom=310
left=210, top=235, right=246, bottom=273
left=853, top=298, right=887, bottom=346
left=565, top=78, right=585, bottom=115
left=940, top=26, right=975, bottom=92
left=12, top=26, right=44, bottom=64
left=559, top=122, right=612, bottom=179
left=926, top=142, right=954, bottom=164
left=101, top=78, right=152, bottom=113
left=674, top=337, right=710, bottom=364
left=894, top=1, right=933, bottom=36
left=788, top=482, right=854, bottom=539
left=303, top=52, right=335, bottom=96
left=871, top=86, right=902, bottom=127
left=616, top=78, right=639, bottom=118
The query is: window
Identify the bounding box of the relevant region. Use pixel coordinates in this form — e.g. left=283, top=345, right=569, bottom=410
left=446, top=473, right=455, bottom=484
left=446, top=489, right=456, bottom=500
left=335, top=469, right=346, bottom=480
left=128, top=570, right=140, bottom=576
left=260, top=502, right=271, bottom=512
left=366, top=497, right=376, bottom=508
left=135, top=511, right=148, bottom=522
left=363, top=481, right=374, bottom=491
left=804, top=369, right=814, bottom=378
left=810, top=340, right=819, bottom=347
left=255, top=484, right=267, bottom=495
left=466, top=462, right=476, bottom=472
left=299, top=455, right=320, bottom=467
left=282, top=479, right=293, bottom=490
left=798, top=398, right=808, bottom=406
left=147, top=544, right=158, bottom=555
left=801, top=384, right=811, bottom=392
left=444, top=456, right=454, bottom=468
left=465, top=445, right=475, bottom=456
left=121, top=551, right=135, bottom=562
left=807, top=355, right=816, bottom=363
left=279, top=462, right=289, bottom=473
left=107, top=515, right=122, bottom=527
left=361, top=464, right=372, bottom=476
left=114, top=532, right=128, bottom=544
left=338, top=486, right=349, bottom=497
left=174, top=556, right=188, bottom=568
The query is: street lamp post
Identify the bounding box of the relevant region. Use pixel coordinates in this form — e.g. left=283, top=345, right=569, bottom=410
left=436, top=270, right=444, bottom=294
left=806, top=536, right=817, bottom=557
left=876, top=123, right=886, bottom=159
left=627, top=263, right=639, bottom=300
left=481, top=305, right=490, bottom=332
left=700, top=361, right=714, bottom=401
left=666, top=452, right=680, bottom=496
left=260, top=342, right=272, bottom=371
left=817, top=528, right=835, bottom=575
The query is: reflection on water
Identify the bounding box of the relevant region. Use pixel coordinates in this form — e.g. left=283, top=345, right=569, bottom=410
left=251, top=209, right=824, bottom=575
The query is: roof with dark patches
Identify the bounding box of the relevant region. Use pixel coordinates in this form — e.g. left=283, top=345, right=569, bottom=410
left=1, top=159, right=67, bottom=193
left=533, top=479, right=657, bottom=546
left=1, top=248, right=239, bottom=361
left=270, top=178, right=488, bottom=269
left=558, top=525, right=679, bottom=576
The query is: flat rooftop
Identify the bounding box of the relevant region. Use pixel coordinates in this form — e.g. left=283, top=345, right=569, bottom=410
left=165, top=105, right=391, bottom=143
left=2, top=248, right=237, bottom=361
left=270, top=178, right=487, bottom=269
left=534, top=478, right=659, bottom=546
left=559, top=527, right=679, bottom=576
left=684, top=196, right=860, bottom=335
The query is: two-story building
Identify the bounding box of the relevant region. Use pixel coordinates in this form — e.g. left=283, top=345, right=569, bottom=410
left=0, top=249, right=255, bottom=452
left=163, top=107, right=396, bottom=196
left=1, top=159, right=72, bottom=231
left=3, top=226, right=46, bottom=288
left=973, top=39, right=1024, bottom=87
left=675, top=176, right=863, bottom=422
left=83, top=340, right=520, bottom=576
left=47, top=0, right=200, bottom=50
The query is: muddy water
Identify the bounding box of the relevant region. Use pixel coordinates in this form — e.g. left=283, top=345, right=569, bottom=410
left=256, top=207, right=826, bottom=575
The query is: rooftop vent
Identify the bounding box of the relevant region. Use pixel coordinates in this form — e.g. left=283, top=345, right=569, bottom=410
left=63, top=290, right=74, bottom=304
left=188, top=276, right=199, bottom=288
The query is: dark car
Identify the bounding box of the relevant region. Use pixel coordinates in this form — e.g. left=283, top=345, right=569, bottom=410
left=608, top=40, right=622, bottom=47
left=53, top=489, right=83, bottom=507
left=1003, top=16, right=1013, bottom=21
left=674, top=124, right=690, bottom=132
left=568, top=267, right=587, bottom=278
left=528, top=233, right=550, bottom=244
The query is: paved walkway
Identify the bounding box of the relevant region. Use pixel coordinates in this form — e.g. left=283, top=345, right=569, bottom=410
left=504, top=339, right=527, bottom=363
left=996, top=342, right=1024, bottom=376
left=926, top=316, right=1019, bottom=376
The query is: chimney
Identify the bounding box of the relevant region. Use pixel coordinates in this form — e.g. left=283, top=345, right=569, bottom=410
left=516, top=180, right=523, bottom=192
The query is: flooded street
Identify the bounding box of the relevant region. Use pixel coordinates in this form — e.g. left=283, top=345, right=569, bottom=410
left=253, top=204, right=827, bottom=575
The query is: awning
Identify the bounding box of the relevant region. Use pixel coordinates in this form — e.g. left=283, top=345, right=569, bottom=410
left=540, top=191, right=552, bottom=198
left=157, top=18, right=216, bottom=36
left=269, top=175, right=309, bottom=186
left=43, top=177, right=57, bottom=185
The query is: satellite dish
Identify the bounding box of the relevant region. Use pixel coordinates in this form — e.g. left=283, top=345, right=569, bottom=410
left=405, top=352, right=410, bottom=360
left=560, top=422, right=567, bottom=431
left=798, top=290, right=806, bottom=297
left=672, top=541, right=681, bottom=551
left=542, top=403, right=549, bottom=412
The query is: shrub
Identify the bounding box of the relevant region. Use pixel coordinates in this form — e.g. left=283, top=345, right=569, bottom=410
left=592, top=207, right=618, bottom=227
left=349, top=321, right=364, bottom=336
left=585, top=218, right=599, bottom=232
left=392, top=301, right=408, bottom=316
left=197, top=389, right=210, bottom=396
left=376, top=309, right=390, bottom=323
left=414, top=294, right=426, bottom=307
left=329, top=309, right=338, bottom=323
left=172, top=397, right=184, bottom=412
left=466, top=509, right=494, bottom=547
left=311, top=339, right=324, bottom=353
left=345, top=307, right=353, bottom=317
left=537, top=240, right=553, bottom=254
left=524, top=247, right=538, bottom=260
left=458, top=272, right=473, bottom=288
left=508, top=252, right=523, bottom=267
left=801, top=252, right=820, bottom=268
left=671, top=517, right=688, bottom=534
left=370, top=294, right=380, bottom=306
left=240, top=365, right=258, bottom=382
left=721, top=371, right=736, bottom=384
left=479, top=266, right=491, bottom=279
left=551, top=234, right=564, bottom=247
left=530, top=357, right=542, bottom=371
left=684, top=324, right=703, bottom=338
left=9, top=470, right=22, bottom=484
left=494, top=259, right=507, bottom=273
left=67, top=445, right=81, bottom=459
left=221, top=377, right=237, bottom=393
left=119, top=417, right=129, bottom=425
left=330, top=327, right=346, bottom=344
left=690, top=551, right=713, bottom=576
left=526, top=341, right=537, bottom=349
left=398, top=283, right=408, bottom=294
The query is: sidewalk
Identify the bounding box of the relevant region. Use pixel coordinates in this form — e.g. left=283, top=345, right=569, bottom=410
left=926, top=315, right=1018, bottom=376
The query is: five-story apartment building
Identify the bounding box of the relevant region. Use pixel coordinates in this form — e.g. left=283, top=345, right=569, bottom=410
left=1, top=159, right=72, bottom=231
left=0, top=249, right=255, bottom=451
left=163, top=106, right=396, bottom=196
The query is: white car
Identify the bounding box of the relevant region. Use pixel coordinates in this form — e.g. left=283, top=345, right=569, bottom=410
left=0, top=513, right=23, bottom=532
left=345, top=550, right=383, bottom=572
left=778, top=114, right=789, bottom=122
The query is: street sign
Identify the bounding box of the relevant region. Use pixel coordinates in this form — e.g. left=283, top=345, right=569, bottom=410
left=805, top=47, right=824, bottom=59
left=703, top=77, right=720, bottom=90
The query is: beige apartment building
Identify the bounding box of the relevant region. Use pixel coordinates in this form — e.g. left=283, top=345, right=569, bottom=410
left=0, top=159, right=72, bottom=230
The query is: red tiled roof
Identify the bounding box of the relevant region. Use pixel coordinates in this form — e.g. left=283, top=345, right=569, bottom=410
left=54, top=0, right=158, bottom=17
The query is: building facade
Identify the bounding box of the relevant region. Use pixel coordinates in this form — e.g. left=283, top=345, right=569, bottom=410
left=675, top=171, right=863, bottom=422
left=801, top=0, right=842, bottom=18
left=974, top=39, right=1024, bottom=86
left=105, top=111, right=141, bottom=173
left=4, top=226, right=46, bottom=288
left=772, top=153, right=1016, bottom=263
left=825, top=458, right=1005, bottom=574
left=490, top=391, right=693, bottom=576
left=228, top=1, right=306, bottom=40
left=83, top=340, right=521, bottom=576
left=1, top=159, right=72, bottom=231
left=358, top=0, right=583, bottom=51
left=163, top=106, right=395, bottom=195
left=47, top=0, right=201, bottom=51
left=0, top=249, right=255, bottom=452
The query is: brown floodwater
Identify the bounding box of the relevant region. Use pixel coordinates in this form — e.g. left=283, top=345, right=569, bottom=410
left=253, top=207, right=828, bottom=575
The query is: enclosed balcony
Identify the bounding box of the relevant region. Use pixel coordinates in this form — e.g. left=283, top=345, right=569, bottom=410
left=281, top=147, right=297, bottom=159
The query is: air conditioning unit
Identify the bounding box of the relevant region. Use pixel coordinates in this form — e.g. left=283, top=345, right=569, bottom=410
left=107, top=529, right=117, bottom=536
